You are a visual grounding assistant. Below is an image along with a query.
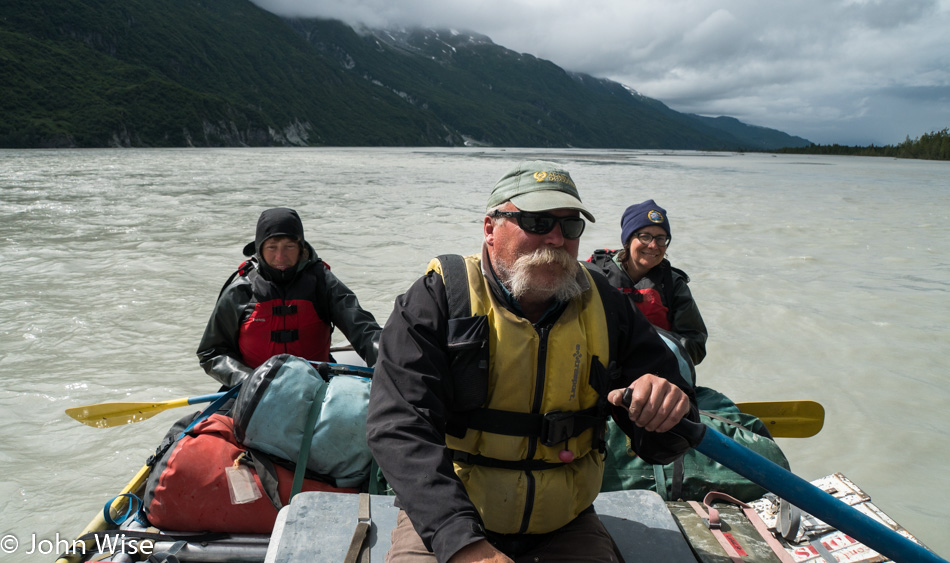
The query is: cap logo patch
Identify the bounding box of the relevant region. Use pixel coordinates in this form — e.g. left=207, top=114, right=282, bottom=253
left=533, top=171, right=576, bottom=189
left=648, top=210, right=664, bottom=223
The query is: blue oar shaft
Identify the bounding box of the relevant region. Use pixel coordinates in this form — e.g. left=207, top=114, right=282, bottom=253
left=187, top=392, right=227, bottom=405
left=696, top=426, right=946, bottom=563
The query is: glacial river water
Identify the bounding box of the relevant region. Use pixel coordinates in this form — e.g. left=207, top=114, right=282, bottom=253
left=1, top=147, right=948, bottom=560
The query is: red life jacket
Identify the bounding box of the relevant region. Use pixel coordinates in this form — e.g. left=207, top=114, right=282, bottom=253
left=627, top=287, right=671, bottom=330
left=144, top=414, right=357, bottom=533
left=238, top=262, right=333, bottom=368
left=585, top=249, right=676, bottom=330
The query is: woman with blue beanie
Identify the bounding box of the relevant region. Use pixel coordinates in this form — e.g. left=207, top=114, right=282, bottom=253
left=586, top=200, right=708, bottom=365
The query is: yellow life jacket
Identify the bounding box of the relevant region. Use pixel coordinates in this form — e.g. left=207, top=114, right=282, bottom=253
left=427, top=253, right=613, bottom=535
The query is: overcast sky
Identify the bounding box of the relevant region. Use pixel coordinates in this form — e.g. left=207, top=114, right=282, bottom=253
left=251, top=0, right=950, bottom=146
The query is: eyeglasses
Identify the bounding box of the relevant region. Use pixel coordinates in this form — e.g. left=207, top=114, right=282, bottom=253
left=489, top=210, right=586, bottom=240
left=631, top=232, right=671, bottom=247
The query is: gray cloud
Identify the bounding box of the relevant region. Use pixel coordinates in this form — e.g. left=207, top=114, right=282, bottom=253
left=252, top=0, right=950, bottom=145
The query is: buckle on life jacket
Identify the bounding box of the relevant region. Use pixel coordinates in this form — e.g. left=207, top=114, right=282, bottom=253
left=272, top=304, right=298, bottom=316
left=271, top=329, right=299, bottom=343
left=540, top=411, right=575, bottom=447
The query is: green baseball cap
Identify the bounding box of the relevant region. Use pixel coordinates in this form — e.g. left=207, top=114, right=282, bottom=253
left=487, top=160, right=595, bottom=222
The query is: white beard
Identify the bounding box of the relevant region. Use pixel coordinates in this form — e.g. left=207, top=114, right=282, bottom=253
left=495, top=246, right=583, bottom=303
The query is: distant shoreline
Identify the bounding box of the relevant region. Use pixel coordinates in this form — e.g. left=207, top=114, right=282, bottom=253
left=746, top=127, right=949, bottom=161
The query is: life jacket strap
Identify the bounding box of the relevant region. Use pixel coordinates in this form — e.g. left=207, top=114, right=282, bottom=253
left=451, top=450, right=566, bottom=471
left=272, top=304, right=298, bottom=316
left=437, top=254, right=472, bottom=318
left=464, top=406, right=604, bottom=447
left=271, top=329, right=299, bottom=343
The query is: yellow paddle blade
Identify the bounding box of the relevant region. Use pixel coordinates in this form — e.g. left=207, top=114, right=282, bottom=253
left=736, top=400, right=825, bottom=438
left=65, top=398, right=191, bottom=428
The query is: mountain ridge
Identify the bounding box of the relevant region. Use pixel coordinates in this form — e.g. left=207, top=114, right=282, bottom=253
left=0, top=0, right=812, bottom=149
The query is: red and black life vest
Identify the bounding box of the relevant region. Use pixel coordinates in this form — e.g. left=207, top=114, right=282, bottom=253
left=585, top=249, right=684, bottom=330
left=232, top=259, right=334, bottom=368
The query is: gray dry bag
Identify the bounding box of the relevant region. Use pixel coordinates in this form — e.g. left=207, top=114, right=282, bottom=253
left=232, top=354, right=373, bottom=488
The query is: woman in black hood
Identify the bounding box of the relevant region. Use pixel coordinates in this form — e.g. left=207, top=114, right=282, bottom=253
left=242, top=207, right=309, bottom=284
left=197, top=208, right=381, bottom=388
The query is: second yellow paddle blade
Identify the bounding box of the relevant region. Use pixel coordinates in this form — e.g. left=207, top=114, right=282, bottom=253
left=736, top=400, right=825, bottom=438
left=65, top=398, right=190, bottom=428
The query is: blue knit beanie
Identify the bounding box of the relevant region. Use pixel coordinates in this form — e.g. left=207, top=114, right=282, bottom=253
left=620, top=200, right=670, bottom=246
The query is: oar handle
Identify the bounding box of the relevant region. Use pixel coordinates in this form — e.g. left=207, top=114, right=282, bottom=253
left=620, top=387, right=708, bottom=446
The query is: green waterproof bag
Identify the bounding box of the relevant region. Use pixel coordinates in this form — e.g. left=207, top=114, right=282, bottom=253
left=601, top=386, right=791, bottom=501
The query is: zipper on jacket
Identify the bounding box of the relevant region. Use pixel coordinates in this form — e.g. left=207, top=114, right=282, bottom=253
left=518, top=324, right=550, bottom=533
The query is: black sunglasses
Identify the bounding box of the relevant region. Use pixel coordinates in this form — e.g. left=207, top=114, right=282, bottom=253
left=489, top=210, right=586, bottom=240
